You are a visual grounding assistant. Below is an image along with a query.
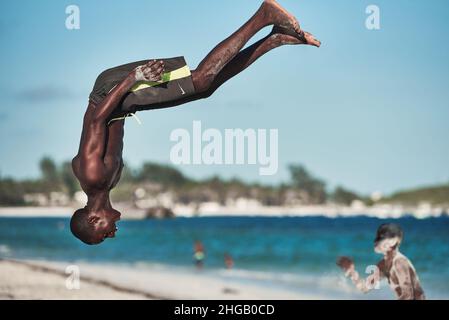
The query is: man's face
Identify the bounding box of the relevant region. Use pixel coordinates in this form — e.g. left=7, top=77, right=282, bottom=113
left=374, top=237, right=398, bottom=254
left=89, top=210, right=121, bottom=244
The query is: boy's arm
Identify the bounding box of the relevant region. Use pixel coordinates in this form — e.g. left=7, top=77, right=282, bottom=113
left=76, top=60, right=165, bottom=185
left=92, top=60, right=165, bottom=123
left=337, top=257, right=382, bottom=293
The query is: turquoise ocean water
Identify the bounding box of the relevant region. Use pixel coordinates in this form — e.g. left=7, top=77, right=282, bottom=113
left=1, top=216, right=448, bottom=299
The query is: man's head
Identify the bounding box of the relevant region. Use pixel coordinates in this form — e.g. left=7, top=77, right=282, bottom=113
left=374, top=223, right=403, bottom=254
left=70, top=207, right=121, bottom=245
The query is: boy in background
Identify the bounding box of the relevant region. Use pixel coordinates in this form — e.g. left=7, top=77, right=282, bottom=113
left=337, top=223, right=425, bottom=300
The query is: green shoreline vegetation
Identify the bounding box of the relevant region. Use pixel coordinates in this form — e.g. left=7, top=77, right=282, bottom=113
left=0, top=157, right=448, bottom=208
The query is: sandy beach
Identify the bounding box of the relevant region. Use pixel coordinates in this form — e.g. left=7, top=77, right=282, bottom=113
left=0, top=260, right=150, bottom=300
left=0, top=259, right=319, bottom=300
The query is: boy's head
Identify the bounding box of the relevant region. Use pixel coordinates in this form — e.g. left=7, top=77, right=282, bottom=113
left=70, top=207, right=120, bottom=245
left=374, top=223, right=403, bottom=254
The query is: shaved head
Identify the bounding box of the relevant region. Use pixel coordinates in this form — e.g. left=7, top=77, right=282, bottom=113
left=70, top=208, right=97, bottom=245
left=70, top=207, right=120, bottom=245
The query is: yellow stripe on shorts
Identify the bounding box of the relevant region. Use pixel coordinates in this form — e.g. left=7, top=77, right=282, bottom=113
left=131, top=65, right=191, bottom=92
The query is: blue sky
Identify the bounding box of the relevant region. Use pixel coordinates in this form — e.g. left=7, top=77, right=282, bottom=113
left=0, top=0, right=448, bottom=194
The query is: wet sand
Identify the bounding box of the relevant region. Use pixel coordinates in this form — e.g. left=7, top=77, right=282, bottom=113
left=0, top=259, right=318, bottom=300
left=0, top=259, right=150, bottom=299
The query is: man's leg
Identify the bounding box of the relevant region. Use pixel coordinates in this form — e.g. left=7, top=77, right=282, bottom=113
left=131, top=2, right=320, bottom=112
left=191, top=0, right=301, bottom=93
left=146, top=26, right=319, bottom=110
left=135, top=27, right=319, bottom=111
left=198, top=26, right=320, bottom=98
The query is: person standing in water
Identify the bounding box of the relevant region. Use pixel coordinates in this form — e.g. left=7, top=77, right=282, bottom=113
left=337, top=223, right=425, bottom=300
left=224, top=253, right=234, bottom=269
left=194, top=240, right=205, bottom=269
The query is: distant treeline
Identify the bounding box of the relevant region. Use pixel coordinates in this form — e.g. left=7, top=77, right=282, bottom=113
left=383, top=185, right=449, bottom=206
left=0, top=157, right=448, bottom=207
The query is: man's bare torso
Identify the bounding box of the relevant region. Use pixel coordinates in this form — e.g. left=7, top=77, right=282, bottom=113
left=379, top=252, right=425, bottom=300
left=72, top=102, right=125, bottom=196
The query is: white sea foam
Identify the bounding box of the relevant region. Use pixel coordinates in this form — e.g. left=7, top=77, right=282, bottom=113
left=0, top=244, right=11, bottom=255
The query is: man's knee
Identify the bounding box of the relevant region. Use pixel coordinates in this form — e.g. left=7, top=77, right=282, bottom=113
left=191, top=69, right=215, bottom=94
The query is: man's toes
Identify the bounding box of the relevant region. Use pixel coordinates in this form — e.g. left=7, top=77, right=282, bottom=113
left=303, top=32, right=321, bottom=47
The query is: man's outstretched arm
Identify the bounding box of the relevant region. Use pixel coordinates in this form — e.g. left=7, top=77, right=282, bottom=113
left=92, top=60, right=165, bottom=123
left=337, top=257, right=382, bottom=293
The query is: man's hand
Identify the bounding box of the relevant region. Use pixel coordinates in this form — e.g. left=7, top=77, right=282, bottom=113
left=337, top=256, right=376, bottom=293
left=134, top=60, right=165, bottom=82
left=337, top=256, right=355, bottom=275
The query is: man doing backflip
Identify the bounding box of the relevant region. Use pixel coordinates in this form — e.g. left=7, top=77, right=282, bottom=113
left=71, top=0, right=321, bottom=245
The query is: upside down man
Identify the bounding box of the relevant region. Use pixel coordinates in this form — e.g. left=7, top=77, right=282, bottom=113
left=71, top=0, right=321, bottom=245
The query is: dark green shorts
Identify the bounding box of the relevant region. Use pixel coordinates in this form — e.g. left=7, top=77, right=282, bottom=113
left=89, top=56, right=196, bottom=113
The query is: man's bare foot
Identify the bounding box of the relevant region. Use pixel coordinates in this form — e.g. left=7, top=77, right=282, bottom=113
left=270, top=26, right=321, bottom=47
left=261, top=0, right=301, bottom=33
